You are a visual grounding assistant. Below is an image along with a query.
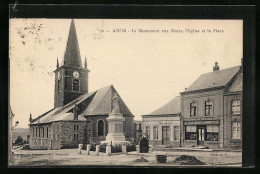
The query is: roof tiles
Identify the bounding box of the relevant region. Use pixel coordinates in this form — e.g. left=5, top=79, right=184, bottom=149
left=183, top=66, right=240, bottom=92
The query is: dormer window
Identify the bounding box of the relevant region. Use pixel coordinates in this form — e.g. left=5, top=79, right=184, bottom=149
left=73, top=79, right=79, bottom=91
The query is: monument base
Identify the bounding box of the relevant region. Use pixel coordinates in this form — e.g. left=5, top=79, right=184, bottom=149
left=101, top=133, right=130, bottom=145
left=101, top=140, right=131, bottom=146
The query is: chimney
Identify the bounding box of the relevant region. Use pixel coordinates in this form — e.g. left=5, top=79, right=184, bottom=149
left=73, top=104, right=79, bottom=121
left=29, top=113, right=33, bottom=123
left=213, top=62, right=220, bottom=71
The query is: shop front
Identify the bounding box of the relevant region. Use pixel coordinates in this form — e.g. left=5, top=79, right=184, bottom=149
left=183, top=120, right=220, bottom=149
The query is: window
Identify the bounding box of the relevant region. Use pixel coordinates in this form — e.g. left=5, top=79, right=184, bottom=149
left=73, top=79, right=79, bottom=91
left=98, top=120, right=104, bottom=136
left=33, top=128, right=34, bottom=137
left=77, top=124, right=79, bottom=131
left=232, top=100, right=241, bottom=115
left=205, top=101, right=213, bottom=116
left=153, top=126, right=158, bottom=140
left=139, top=123, right=142, bottom=131
left=57, top=79, right=60, bottom=92
left=232, top=122, right=240, bottom=139
left=74, top=134, right=76, bottom=141
left=206, top=125, right=219, bottom=141
left=47, top=127, right=48, bottom=138
left=43, top=127, right=45, bottom=138
left=36, top=127, right=37, bottom=137
left=77, top=134, right=79, bottom=140
left=74, top=124, right=76, bottom=131
left=39, top=127, right=41, bottom=137
left=174, top=126, right=180, bottom=140
left=190, top=103, right=196, bottom=117
left=185, top=126, right=196, bottom=140
left=145, top=126, right=150, bottom=137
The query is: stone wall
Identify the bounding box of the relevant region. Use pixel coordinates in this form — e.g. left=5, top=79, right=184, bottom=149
left=29, top=121, right=87, bottom=150
left=29, top=123, right=52, bottom=149
left=58, top=121, right=87, bottom=148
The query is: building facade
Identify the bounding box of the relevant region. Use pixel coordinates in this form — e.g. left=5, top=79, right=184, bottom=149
left=142, top=96, right=181, bottom=147
left=180, top=62, right=242, bottom=149
left=29, top=20, right=134, bottom=150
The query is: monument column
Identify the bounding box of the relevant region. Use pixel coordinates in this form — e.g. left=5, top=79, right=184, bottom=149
left=101, top=93, right=130, bottom=145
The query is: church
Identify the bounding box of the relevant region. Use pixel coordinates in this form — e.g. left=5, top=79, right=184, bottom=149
left=29, top=20, right=134, bottom=150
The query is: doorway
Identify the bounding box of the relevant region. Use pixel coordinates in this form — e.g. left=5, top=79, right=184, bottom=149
left=162, top=126, right=170, bottom=145
left=197, top=126, right=205, bottom=146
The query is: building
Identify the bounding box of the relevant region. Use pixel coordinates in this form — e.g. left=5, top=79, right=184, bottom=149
left=142, top=96, right=181, bottom=147
left=180, top=61, right=242, bottom=149
left=29, top=20, right=134, bottom=150
left=134, top=120, right=142, bottom=140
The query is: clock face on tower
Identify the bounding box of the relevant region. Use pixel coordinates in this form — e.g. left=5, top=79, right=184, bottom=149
left=73, top=71, right=79, bottom=79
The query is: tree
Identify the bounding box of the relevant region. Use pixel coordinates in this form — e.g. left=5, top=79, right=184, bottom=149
left=14, top=136, right=23, bottom=145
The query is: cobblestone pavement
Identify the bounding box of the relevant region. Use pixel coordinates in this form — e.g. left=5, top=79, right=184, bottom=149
left=9, top=148, right=242, bottom=167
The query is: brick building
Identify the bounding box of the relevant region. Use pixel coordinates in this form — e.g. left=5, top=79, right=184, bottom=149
left=180, top=62, right=242, bottom=149
left=29, top=20, right=134, bottom=150
left=142, top=96, right=181, bottom=147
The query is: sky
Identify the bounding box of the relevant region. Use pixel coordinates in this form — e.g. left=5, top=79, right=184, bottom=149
left=9, top=19, right=243, bottom=128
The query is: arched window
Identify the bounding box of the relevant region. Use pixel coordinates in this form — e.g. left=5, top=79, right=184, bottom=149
left=73, top=79, right=79, bottom=91
left=57, top=79, right=60, bottom=92
left=98, top=120, right=104, bottom=136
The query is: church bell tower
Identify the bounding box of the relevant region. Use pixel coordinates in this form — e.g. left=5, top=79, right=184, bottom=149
left=54, top=19, right=90, bottom=108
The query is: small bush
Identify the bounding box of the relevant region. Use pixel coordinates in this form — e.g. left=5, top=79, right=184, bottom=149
left=111, top=144, right=122, bottom=153
left=14, top=136, right=24, bottom=145
left=99, top=144, right=106, bottom=153
left=82, top=144, right=86, bottom=150
left=90, top=143, right=97, bottom=151
left=22, top=144, right=30, bottom=150
left=60, top=144, right=78, bottom=149
left=126, top=144, right=136, bottom=152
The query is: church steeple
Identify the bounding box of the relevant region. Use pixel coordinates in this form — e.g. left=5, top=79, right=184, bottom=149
left=54, top=19, right=89, bottom=108
left=63, top=19, right=82, bottom=68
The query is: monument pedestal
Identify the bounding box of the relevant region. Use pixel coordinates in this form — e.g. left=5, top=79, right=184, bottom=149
left=101, top=113, right=130, bottom=145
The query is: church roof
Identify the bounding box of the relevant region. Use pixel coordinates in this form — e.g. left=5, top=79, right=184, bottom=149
left=82, top=85, right=134, bottom=116
left=30, top=92, right=96, bottom=124
left=143, top=96, right=181, bottom=116
left=30, top=85, right=134, bottom=125
left=182, top=66, right=240, bottom=93
left=62, top=19, right=82, bottom=68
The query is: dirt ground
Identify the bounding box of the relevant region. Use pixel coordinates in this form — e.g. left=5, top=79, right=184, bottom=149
left=9, top=148, right=242, bottom=167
